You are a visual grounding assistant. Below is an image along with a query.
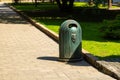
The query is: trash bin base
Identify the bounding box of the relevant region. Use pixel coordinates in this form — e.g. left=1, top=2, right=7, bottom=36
left=59, top=58, right=83, bottom=62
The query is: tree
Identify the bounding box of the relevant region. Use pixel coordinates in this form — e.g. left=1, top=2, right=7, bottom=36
left=56, top=0, right=74, bottom=11
left=108, top=0, right=112, bottom=9
left=89, top=0, right=94, bottom=5
left=14, top=0, right=19, bottom=4
left=35, top=0, right=38, bottom=7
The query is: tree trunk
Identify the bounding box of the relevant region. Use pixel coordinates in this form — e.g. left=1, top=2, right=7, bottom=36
left=56, top=0, right=61, bottom=9
left=50, top=0, right=54, bottom=3
left=42, top=0, right=44, bottom=3
left=89, top=0, right=94, bottom=5
left=61, top=0, right=68, bottom=10
left=35, top=0, right=37, bottom=7
left=108, top=0, right=112, bottom=9
left=14, top=0, right=19, bottom=4
left=56, top=0, right=74, bottom=12
left=69, top=0, right=74, bottom=10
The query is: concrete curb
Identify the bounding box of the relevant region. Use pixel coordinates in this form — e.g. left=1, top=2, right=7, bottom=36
left=6, top=3, right=119, bottom=80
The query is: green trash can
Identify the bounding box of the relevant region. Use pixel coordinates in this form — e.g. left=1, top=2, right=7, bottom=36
left=59, top=19, right=83, bottom=62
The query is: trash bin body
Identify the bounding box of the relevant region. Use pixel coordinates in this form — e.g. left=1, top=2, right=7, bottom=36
left=59, top=20, right=82, bottom=61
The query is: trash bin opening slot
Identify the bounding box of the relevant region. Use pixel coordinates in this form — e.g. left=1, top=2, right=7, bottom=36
left=68, top=24, right=77, bottom=28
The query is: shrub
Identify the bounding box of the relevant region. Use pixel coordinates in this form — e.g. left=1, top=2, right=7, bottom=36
left=100, top=15, right=120, bottom=39
left=93, top=0, right=102, bottom=7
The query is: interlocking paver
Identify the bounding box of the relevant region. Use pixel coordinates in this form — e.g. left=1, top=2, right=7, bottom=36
left=0, top=2, right=116, bottom=80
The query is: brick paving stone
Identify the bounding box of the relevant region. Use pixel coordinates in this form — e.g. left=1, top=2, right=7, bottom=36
left=0, top=2, right=116, bottom=80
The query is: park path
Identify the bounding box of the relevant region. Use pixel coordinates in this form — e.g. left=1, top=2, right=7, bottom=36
left=0, top=2, right=116, bottom=80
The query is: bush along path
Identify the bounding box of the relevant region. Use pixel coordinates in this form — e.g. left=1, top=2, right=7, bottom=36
left=100, top=14, right=120, bottom=40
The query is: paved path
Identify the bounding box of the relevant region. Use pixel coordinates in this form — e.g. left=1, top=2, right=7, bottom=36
left=0, top=2, right=116, bottom=80
left=97, top=58, right=120, bottom=79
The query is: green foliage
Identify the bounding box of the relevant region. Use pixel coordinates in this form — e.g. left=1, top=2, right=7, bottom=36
left=11, top=2, right=58, bottom=11
left=93, top=0, right=107, bottom=8
left=100, top=15, right=120, bottom=39
left=93, top=0, right=102, bottom=7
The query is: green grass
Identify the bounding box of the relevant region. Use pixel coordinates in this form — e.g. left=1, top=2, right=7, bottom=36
left=11, top=2, right=120, bottom=59
left=74, top=2, right=120, bottom=9
left=74, top=2, right=89, bottom=7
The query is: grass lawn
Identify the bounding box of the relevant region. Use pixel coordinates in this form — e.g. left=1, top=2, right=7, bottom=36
left=11, top=2, right=120, bottom=59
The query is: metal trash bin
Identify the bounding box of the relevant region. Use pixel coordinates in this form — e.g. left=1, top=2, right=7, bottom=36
left=59, top=19, right=83, bottom=62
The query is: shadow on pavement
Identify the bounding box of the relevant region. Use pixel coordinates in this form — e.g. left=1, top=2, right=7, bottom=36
left=98, top=55, right=120, bottom=62
left=0, top=6, right=28, bottom=24
left=0, top=14, right=28, bottom=24
left=37, top=56, right=59, bottom=61
left=66, top=60, right=90, bottom=66
left=37, top=56, right=90, bottom=66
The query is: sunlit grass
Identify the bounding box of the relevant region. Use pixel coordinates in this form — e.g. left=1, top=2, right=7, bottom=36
left=83, top=40, right=120, bottom=57
left=74, top=2, right=120, bottom=9
left=74, top=2, right=89, bottom=7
